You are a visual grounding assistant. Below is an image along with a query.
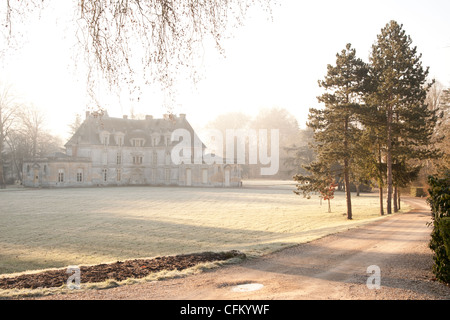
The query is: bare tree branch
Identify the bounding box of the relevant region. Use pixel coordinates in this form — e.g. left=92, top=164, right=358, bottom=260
left=2, top=0, right=273, bottom=110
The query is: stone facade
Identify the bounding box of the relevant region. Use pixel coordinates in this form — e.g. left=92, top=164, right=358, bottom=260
left=22, top=112, right=241, bottom=188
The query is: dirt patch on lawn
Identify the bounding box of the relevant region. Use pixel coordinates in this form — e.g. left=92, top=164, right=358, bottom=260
left=0, top=251, right=245, bottom=290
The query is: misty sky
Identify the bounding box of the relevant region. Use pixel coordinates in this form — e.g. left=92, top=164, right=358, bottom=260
left=1, top=0, right=449, bottom=141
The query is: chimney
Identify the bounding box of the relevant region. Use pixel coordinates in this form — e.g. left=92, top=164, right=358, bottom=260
left=85, top=111, right=90, bottom=119
left=123, top=115, right=128, bottom=119
left=179, top=113, right=186, bottom=120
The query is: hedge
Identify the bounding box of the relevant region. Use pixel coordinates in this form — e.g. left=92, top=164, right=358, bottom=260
left=411, top=187, right=427, bottom=197
left=427, top=170, right=450, bottom=284
left=439, top=218, right=450, bottom=258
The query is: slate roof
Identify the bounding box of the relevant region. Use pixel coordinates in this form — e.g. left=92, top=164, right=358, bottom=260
left=65, top=113, right=205, bottom=149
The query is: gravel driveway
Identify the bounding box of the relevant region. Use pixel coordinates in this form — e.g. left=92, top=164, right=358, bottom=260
left=31, top=197, right=450, bottom=300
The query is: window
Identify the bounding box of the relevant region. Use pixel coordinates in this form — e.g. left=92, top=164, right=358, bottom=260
left=117, top=136, right=123, bottom=147
left=77, top=169, right=83, bottom=182
left=58, top=169, right=64, bottom=182
left=102, top=169, right=107, bottom=182
left=152, top=152, right=157, bottom=165
left=133, top=156, right=143, bottom=165
left=100, top=132, right=110, bottom=146
left=116, top=169, right=122, bottom=182
left=116, top=153, right=122, bottom=165
left=133, top=139, right=143, bottom=147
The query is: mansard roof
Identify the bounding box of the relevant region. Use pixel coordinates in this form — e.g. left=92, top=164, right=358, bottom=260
left=65, top=112, right=205, bottom=148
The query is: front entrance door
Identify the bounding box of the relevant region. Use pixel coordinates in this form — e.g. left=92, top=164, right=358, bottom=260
left=33, top=169, right=39, bottom=187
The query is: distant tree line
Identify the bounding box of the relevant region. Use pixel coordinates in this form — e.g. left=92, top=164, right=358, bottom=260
left=205, top=107, right=315, bottom=180
left=0, top=85, right=63, bottom=187
left=294, top=20, right=448, bottom=219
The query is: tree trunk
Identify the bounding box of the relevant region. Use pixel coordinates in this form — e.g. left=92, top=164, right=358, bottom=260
left=0, top=161, right=4, bottom=188
left=343, top=115, right=352, bottom=220
left=344, top=159, right=352, bottom=219
left=379, top=183, right=384, bottom=216
left=378, top=144, right=384, bottom=216
left=392, top=186, right=398, bottom=212
left=386, top=107, right=393, bottom=214
left=397, top=190, right=401, bottom=210
left=393, top=185, right=398, bottom=212
left=356, top=183, right=360, bottom=196
left=328, top=199, right=331, bottom=213
left=0, top=134, right=4, bottom=189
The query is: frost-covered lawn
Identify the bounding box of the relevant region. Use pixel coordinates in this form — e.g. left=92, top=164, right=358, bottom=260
left=0, top=181, right=408, bottom=275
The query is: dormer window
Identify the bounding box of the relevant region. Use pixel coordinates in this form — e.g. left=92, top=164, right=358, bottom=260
left=150, top=134, right=160, bottom=147
left=114, top=132, right=125, bottom=147
left=132, top=139, right=144, bottom=147
left=99, top=131, right=110, bottom=146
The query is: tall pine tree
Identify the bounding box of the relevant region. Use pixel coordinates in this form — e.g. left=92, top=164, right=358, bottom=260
left=368, top=21, right=437, bottom=214
left=305, top=43, right=368, bottom=220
